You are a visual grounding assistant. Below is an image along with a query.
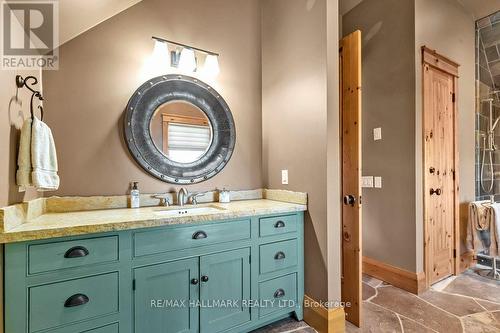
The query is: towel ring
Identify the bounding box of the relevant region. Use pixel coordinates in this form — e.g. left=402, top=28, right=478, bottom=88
left=15, top=75, right=44, bottom=121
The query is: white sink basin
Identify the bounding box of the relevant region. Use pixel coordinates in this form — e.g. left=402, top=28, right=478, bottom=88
left=153, top=206, right=225, bottom=217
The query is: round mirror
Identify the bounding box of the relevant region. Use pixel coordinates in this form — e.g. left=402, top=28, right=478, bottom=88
left=124, top=75, right=236, bottom=184
left=149, top=101, right=213, bottom=163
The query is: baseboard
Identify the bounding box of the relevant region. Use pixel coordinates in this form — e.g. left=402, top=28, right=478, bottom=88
left=303, top=295, right=345, bottom=333
left=362, top=256, right=427, bottom=294
left=460, top=251, right=475, bottom=273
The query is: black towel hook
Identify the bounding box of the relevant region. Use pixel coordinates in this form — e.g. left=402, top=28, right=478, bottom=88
left=15, top=75, right=44, bottom=121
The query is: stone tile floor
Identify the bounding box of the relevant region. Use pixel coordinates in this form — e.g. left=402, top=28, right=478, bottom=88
left=347, top=269, right=500, bottom=333
left=255, top=269, right=500, bottom=333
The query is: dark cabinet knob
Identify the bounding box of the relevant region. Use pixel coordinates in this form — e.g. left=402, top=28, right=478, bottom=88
left=274, top=288, right=285, bottom=298
left=201, top=275, right=209, bottom=282
left=64, top=246, right=89, bottom=258
left=430, top=188, right=442, bottom=196
left=64, top=293, right=89, bottom=307
left=274, top=221, right=285, bottom=228
left=429, top=167, right=435, bottom=174
left=274, top=251, right=286, bottom=260
left=192, top=231, right=207, bottom=240
left=343, top=195, right=356, bottom=207
left=191, top=278, right=199, bottom=285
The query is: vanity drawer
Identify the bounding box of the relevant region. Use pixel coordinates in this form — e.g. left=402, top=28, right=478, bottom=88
left=259, top=273, right=297, bottom=318
left=259, top=214, right=297, bottom=238
left=84, top=323, right=119, bottom=333
left=29, top=272, right=119, bottom=332
left=259, top=239, right=298, bottom=274
left=28, top=236, right=119, bottom=275
left=134, top=219, right=251, bottom=257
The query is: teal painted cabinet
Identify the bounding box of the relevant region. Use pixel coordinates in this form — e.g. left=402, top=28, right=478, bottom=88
left=134, top=258, right=199, bottom=333
left=4, top=212, right=304, bottom=333
left=199, top=248, right=251, bottom=333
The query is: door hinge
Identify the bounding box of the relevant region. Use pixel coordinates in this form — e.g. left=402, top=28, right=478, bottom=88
left=132, top=279, right=136, bottom=291
left=453, top=249, right=457, bottom=259
left=452, top=93, right=456, bottom=103
left=452, top=169, right=456, bottom=180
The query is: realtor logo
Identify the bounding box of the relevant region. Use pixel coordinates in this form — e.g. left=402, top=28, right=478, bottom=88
left=1, top=1, right=59, bottom=69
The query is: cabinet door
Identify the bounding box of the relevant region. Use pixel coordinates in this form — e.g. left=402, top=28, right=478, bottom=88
left=200, top=248, right=251, bottom=333
left=134, top=258, right=199, bottom=333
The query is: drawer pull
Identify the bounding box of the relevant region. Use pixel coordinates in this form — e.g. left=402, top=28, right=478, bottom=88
left=191, top=278, right=199, bottom=285
left=274, top=288, right=285, bottom=299
left=64, top=293, right=90, bottom=307
left=274, top=221, right=285, bottom=228
left=201, top=275, right=209, bottom=282
left=274, top=251, right=286, bottom=260
left=192, top=231, right=208, bottom=240
left=64, top=246, right=89, bottom=258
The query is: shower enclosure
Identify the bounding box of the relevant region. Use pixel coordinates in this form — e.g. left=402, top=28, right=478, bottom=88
left=476, top=11, right=500, bottom=201
left=475, top=11, right=500, bottom=279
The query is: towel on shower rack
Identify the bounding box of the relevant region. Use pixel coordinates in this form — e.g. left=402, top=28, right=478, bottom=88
left=489, top=203, right=500, bottom=256
left=467, top=201, right=496, bottom=255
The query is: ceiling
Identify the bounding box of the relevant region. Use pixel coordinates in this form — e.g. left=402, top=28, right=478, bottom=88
left=58, top=0, right=143, bottom=45
left=458, top=0, right=499, bottom=20
left=341, top=0, right=499, bottom=20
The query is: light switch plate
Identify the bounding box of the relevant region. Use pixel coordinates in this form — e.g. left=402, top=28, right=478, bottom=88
left=373, top=127, right=382, bottom=141
left=361, top=176, right=374, bottom=188
left=281, top=170, right=289, bottom=185
left=374, top=176, right=382, bottom=188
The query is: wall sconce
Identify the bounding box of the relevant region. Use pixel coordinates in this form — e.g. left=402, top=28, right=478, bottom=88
left=152, top=36, right=220, bottom=78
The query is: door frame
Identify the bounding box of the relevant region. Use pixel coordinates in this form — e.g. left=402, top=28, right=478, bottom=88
left=421, top=46, right=460, bottom=287
left=340, top=30, right=362, bottom=327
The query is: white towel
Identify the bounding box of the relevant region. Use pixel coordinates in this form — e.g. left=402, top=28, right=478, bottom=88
left=16, top=118, right=32, bottom=190
left=31, top=117, right=59, bottom=191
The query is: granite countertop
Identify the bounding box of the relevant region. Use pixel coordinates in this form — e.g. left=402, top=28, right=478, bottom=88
left=0, top=189, right=307, bottom=243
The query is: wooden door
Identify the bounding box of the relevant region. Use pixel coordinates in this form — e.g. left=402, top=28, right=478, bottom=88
left=340, top=30, right=362, bottom=327
left=199, top=248, right=251, bottom=333
left=134, top=258, right=199, bottom=333
left=422, top=46, right=459, bottom=286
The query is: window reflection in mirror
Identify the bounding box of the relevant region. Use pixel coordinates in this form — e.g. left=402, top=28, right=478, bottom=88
left=150, top=101, right=213, bottom=163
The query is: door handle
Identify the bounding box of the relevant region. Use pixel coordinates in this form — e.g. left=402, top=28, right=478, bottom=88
left=430, top=188, right=442, bottom=196
left=343, top=195, right=356, bottom=207
left=201, top=275, right=209, bottom=282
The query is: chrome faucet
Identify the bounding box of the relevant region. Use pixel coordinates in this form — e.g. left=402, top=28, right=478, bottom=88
left=152, top=193, right=171, bottom=206
left=177, top=188, right=189, bottom=206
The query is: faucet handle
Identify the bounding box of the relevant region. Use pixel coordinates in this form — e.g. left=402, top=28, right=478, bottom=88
left=152, top=194, right=171, bottom=206
left=188, top=192, right=207, bottom=205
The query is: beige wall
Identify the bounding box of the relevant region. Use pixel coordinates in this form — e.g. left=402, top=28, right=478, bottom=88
left=262, top=0, right=329, bottom=301
left=43, top=0, right=262, bottom=196
left=415, top=0, right=476, bottom=267
left=0, top=69, right=42, bottom=207
left=326, top=0, right=342, bottom=303
left=343, top=0, right=417, bottom=272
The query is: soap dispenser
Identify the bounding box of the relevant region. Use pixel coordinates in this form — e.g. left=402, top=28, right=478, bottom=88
left=130, top=181, right=141, bottom=208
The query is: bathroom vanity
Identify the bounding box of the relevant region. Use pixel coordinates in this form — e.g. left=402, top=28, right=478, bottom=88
left=0, top=194, right=305, bottom=333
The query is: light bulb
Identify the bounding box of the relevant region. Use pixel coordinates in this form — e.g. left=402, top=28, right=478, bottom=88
left=178, top=48, right=197, bottom=72
left=202, top=54, right=220, bottom=78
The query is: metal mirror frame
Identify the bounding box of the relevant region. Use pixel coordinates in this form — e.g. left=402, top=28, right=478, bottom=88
left=124, top=75, right=236, bottom=184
